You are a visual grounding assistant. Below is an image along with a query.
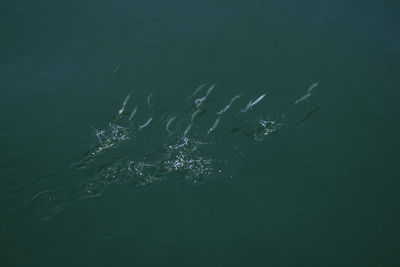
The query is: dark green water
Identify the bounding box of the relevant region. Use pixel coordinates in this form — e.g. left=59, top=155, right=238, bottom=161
left=1, top=1, right=400, bottom=266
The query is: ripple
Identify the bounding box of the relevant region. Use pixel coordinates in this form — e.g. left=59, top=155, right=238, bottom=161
left=80, top=137, right=213, bottom=194
left=72, top=82, right=317, bottom=195
left=28, top=175, right=65, bottom=220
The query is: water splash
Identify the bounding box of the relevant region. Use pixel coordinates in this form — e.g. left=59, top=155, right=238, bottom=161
left=254, top=118, right=283, bottom=141
left=72, top=82, right=318, bottom=196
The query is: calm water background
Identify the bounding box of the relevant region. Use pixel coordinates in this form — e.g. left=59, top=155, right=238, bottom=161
left=1, top=0, right=400, bottom=266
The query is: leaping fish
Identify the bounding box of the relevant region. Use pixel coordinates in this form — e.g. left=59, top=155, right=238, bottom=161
left=117, top=93, right=131, bottom=117
left=216, top=94, right=241, bottom=115
left=186, top=83, right=207, bottom=100
left=295, top=82, right=319, bottom=104
left=250, top=93, right=266, bottom=108
left=238, top=93, right=266, bottom=114
left=307, top=82, right=319, bottom=94
left=113, top=64, right=120, bottom=76
left=129, top=106, right=138, bottom=121
left=166, top=116, right=177, bottom=133
left=147, top=91, right=155, bottom=108
left=207, top=116, right=221, bottom=135
left=138, top=117, right=152, bottom=130
left=191, top=109, right=202, bottom=122
left=239, top=100, right=253, bottom=114
left=195, top=83, right=215, bottom=107
left=183, top=123, right=193, bottom=138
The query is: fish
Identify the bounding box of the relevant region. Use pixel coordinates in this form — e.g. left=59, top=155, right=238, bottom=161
left=183, top=123, right=193, bottom=138
left=295, top=82, right=319, bottom=104
left=216, top=94, right=241, bottom=115
left=239, top=100, right=253, bottom=114
left=238, top=93, right=266, bottom=115
left=229, top=94, right=242, bottom=105
left=195, top=83, right=215, bottom=107
left=230, top=128, right=252, bottom=136
left=117, top=93, right=131, bottom=116
left=166, top=116, right=177, bottom=133
left=138, top=117, right=153, bottom=130
left=207, top=116, right=221, bottom=135
left=186, top=83, right=207, bottom=100
left=129, top=106, right=138, bottom=121
left=191, top=109, right=202, bottom=122
left=205, top=83, right=215, bottom=97
left=122, top=94, right=131, bottom=106
left=297, top=106, right=319, bottom=125
left=295, top=94, right=310, bottom=104
left=250, top=93, right=266, bottom=108
left=307, top=82, right=319, bottom=94
left=147, top=91, right=155, bottom=108
left=113, top=64, right=120, bottom=76
left=217, top=105, right=230, bottom=115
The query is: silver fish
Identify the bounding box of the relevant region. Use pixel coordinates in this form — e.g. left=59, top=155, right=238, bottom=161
left=295, top=93, right=311, bottom=104
left=195, top=83, right=215, bottom=107
left=217, top=94, right=241, bottom=115
left=240, top=100, right=253, bottom=113
left=166, top=116, right=177, bottom=133
left=183, top=123, right=193, bottom=138
left=191, top=109, right=202, bottom=122
left=250, top=93, right=266, bottom=108
left=118, top=93, right=131, bottom=116
left=307, top=82, right=319, bottom=94
left=147, top=91, right=154, bottom=108
left=295, top=82, right=319, bottom=104
left=207, top=116, right=221, bottom=135
left=113, top=64, right=120, bottom=76
left=186, top=83, right=207, bottom=100
left=205, top=83, right=215, bottom=97
left=129, top=106, right=138, bottom=121
left=217, top=105, right=230, bottom=115
left=139, top=117, right=153, bottom=130
left=229, top=94, right=241, bottom=105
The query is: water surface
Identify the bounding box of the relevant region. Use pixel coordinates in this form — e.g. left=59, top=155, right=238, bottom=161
left=1, top=1, right=400, bottom=266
